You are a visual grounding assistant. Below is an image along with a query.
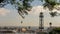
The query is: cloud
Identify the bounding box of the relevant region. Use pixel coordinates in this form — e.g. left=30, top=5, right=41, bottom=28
left=0, top=8, right=10, bottom=16
left=29, top=6, right=46, bottom=15
left=29, top=6, right=60, bottom=15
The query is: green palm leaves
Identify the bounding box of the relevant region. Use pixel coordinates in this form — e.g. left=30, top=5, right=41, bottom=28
left=43, top=0, right=60, bottom=10
left=0, top=0, right=33, bottom=18
left=17, top=0, right=33, bottom=18
left=0, top=0, right=60, bottom=18
left=41, top=0, right=60, bottom=17
left=49, top=12, right=57, bottom=17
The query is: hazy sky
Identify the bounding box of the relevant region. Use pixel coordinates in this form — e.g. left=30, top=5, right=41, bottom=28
left=0, top=0, right=60, bottom=27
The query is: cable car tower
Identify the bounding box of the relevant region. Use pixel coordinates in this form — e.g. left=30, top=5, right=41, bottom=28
left=39, top=12, right=44, bottom=31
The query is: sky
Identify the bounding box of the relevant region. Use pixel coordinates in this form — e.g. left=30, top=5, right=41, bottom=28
left=0, top=0, right=60, bottom=27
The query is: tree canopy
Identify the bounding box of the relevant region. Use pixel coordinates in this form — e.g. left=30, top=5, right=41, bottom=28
left=0, top=0, right=33, bottom=18
left=0, top=0, right=60, bottom=18
left=44, top=0, right=60, bottom=17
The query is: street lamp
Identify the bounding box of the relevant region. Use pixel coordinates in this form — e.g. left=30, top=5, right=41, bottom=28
left=49, top=22, right=52, bottom=28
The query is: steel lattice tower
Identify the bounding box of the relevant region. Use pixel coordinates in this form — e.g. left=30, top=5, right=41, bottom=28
left=39, top=12, right=44, bottom=31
